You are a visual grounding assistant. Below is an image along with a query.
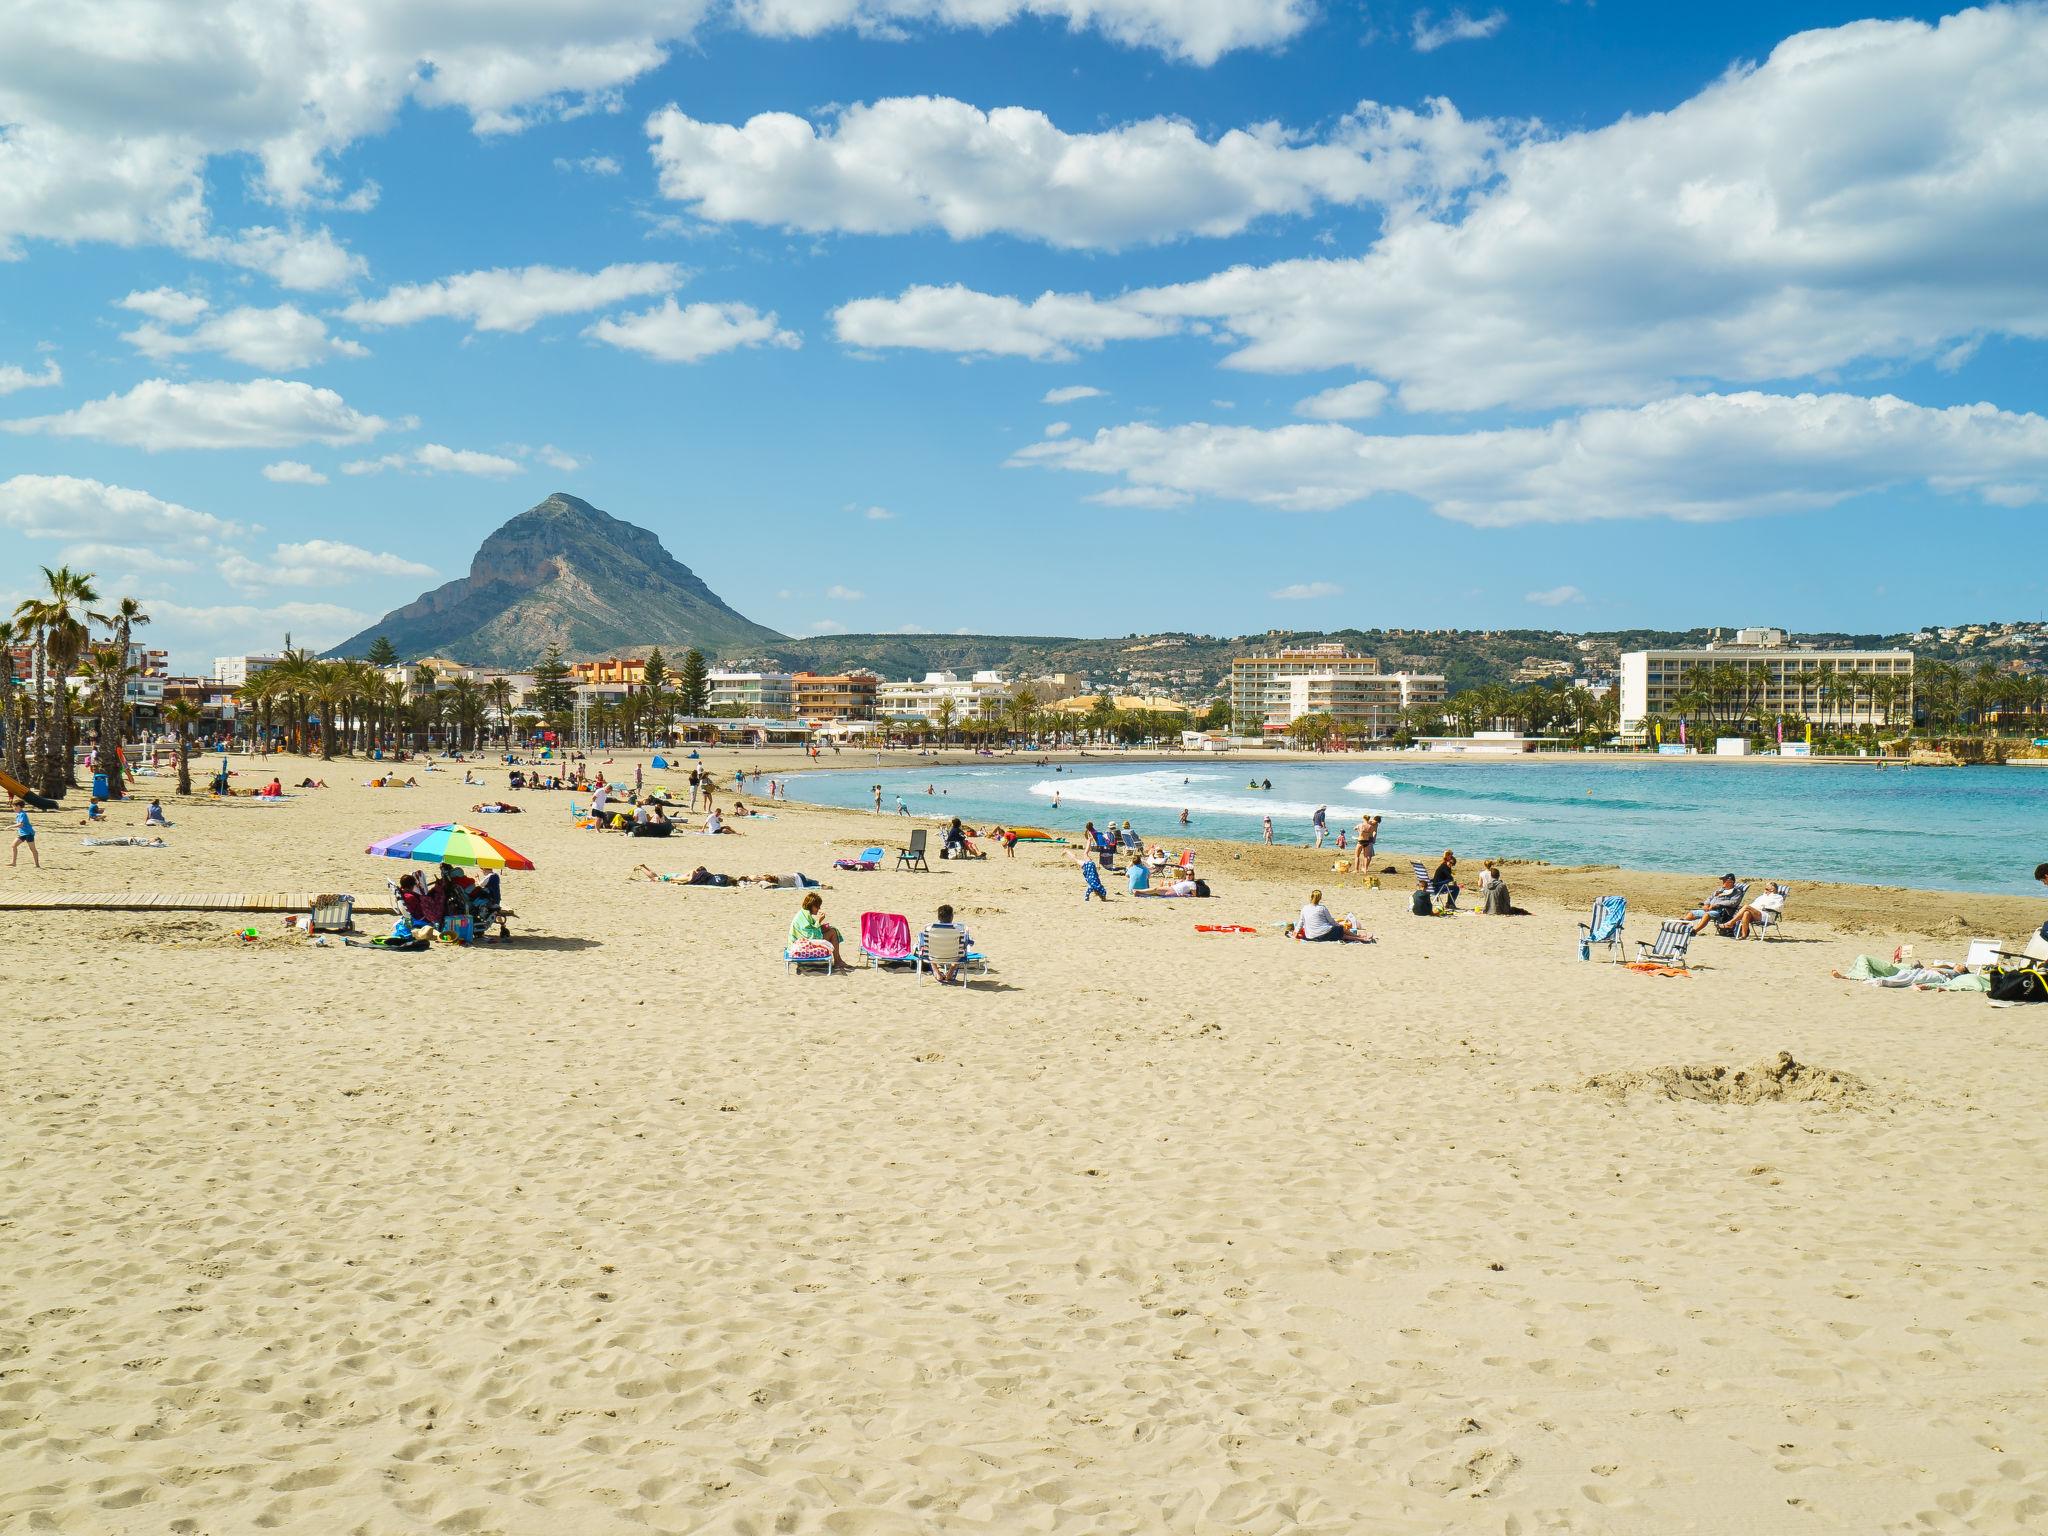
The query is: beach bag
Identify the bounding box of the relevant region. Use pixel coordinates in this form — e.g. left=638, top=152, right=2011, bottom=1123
left=1986, top=966, right=2048, bottom=1004
left=1410, top=889, right=1432, bottom=917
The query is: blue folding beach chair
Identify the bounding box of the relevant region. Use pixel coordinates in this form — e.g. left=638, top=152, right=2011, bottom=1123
left=1081, top=860, right=1110, bottom=902
left=1578, top=895, right=1627, bottom=962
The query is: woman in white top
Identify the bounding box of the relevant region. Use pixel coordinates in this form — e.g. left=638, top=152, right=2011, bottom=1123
left=1298, top=888, right=1368, bottom=943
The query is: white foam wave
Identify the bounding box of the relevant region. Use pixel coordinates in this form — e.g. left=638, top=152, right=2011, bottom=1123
left=1025, top=771, right=1513, bottom=826
left=1346, top=773, right=1395, bottom=796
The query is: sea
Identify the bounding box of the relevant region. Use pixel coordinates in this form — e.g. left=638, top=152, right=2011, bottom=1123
left=773, top=757, right=2048, bottom=896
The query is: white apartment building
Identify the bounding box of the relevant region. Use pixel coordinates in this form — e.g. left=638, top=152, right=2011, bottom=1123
left=1619, top=627, right=1914, bottom=733
left=1230, top=644, right=1446, bottom=739
left=875, top=669, right=1015, bottom=723
left=707, top=668, right=796, bottom=717
left=212, top=653, right=282, bottom=686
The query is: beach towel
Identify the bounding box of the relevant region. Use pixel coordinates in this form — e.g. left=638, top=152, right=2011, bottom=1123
left=80, top=836, right=167, bottom=848
left=1625, top=963, right=1693, bottom=978
left=1195, top=924, right=1257, bottom=934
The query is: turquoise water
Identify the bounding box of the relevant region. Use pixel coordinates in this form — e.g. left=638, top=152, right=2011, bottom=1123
left=774, top=758, right=2048, bottom=895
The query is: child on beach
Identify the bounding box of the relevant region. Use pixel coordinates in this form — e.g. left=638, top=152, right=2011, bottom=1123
left=12, top=803, right=38, bottom=867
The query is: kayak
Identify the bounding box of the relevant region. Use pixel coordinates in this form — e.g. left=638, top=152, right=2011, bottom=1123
left=1007, top=826, right=1059, bottom=841
left=0, top=768, right=60, bottom=810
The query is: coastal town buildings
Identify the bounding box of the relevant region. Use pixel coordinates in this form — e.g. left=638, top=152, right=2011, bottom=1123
left=1229, top=643, right=1447, bottom=739
left=568, top=657, right=647, bottom=689
left=792, top=670, right=879, bottom=721
left=1618, top=627, right=1915, bottom=733
left=875, top=669, right=1015, bottom=723
left=211, top=653, right=282, bottom=686
left=707, top=668, right=797, bottom=716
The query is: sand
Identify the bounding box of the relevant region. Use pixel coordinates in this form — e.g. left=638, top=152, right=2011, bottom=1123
left=5, top=748, right=2047, bottom=1534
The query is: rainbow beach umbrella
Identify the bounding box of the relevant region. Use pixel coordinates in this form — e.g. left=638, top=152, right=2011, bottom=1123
left=365, top=822, right=534, bottom=871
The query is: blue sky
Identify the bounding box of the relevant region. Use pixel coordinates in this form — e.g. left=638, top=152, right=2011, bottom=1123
left=2, top=1, right=2044, bottom=670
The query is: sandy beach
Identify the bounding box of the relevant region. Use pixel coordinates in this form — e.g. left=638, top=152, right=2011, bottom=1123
left=6, top=748, right=2047, bottom=1534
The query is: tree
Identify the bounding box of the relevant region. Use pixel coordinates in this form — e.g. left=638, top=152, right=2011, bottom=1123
left=641, top=648, right=668, bottom=744
left=1198, top=698, right=1231, bottom=732
left=676, top=648, right=709, bottom=717
left=88, top=595, right=149, bottom=797
left=531, top=647, right=575, bottom=734
left=487, top=678, right=517, bottom=747
left=365, top=635, right=399, bottom=667
left=0, top=619, right=22, bottom=781
left=164, top=699, right=201, bottom=795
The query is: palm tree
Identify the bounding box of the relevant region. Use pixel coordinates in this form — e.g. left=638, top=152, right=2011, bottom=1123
left=87, top=595, right=149, bottom=797
left=163, top=699, right=201, bottom=795
left=0, top=618, right=23, bottom=781
left=487, top=678, right=517, bottom=749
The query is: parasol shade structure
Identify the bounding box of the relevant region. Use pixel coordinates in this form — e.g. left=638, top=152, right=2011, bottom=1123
left=365, top=823, right=534, bottom=871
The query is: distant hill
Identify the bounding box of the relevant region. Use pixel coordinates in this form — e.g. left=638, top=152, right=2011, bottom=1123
left=326, top=492, right=784, bottom=666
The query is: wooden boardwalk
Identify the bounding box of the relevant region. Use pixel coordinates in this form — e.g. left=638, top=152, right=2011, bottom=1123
left=0, top=893, right=329, bottom=913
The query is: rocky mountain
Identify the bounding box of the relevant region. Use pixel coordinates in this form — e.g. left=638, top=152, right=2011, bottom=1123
left=326, top=493, right=784, bottom=665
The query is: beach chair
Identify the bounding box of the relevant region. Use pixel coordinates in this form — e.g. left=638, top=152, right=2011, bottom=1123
left=784, top=940, right=836, bottom=974
left=835, top=845, right=885, bottom=871
left=896, top=828, right=930, bottom=872
left=309, top=893, right=356, bottom=934
left=1709, top=884, right=1750, bottom=936
left=917, top=926, right=987, bottom=987
left=1082, top=860, right=1110, bottom=902
left=1634, top=920, right=1695, bottom=968
left=1578, top=895, right=1627, bottom=961
left=1411, top=861, right=1451, bottom=912
left=1747, top=884, right=1788, bottom=941
left=859, top=912, right=915, bottom=968
left=1177, top=850, right=1195, bottom=875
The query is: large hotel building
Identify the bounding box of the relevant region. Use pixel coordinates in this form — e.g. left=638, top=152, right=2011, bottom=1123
left=1229, top=644, right=1446, bottom=740
left=1618, top=628, right=1913, bottom=734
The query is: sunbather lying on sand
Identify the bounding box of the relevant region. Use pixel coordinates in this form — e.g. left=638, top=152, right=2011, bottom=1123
left=471, top=801, right=521, bottom=814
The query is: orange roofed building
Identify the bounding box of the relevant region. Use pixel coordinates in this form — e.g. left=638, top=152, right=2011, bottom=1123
left=793, top=670, right=878, bottom=721
left=568, top=657, right=648, bottom=689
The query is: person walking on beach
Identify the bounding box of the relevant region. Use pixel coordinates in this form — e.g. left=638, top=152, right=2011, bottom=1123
left=11, top=803, right=39, bottom=868
left=1262, top=814, right=1274, bottom=845
left=1311, top=805, right=1328, bottom=848
left=1352, top=814, right=1380, bottom=873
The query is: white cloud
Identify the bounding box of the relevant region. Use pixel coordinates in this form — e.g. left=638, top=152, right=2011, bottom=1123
left=1524, top=585, right=1584, bottom=607
left=861, top=505, right=895, bottom=520
left=647, top=95, right=1505, bottom=248
left=201, top=224, right=366, bottom=290
left=342, top=444, right=524, bottom=478
left=555, top=153, right=622, bottom=175
left=537, top=444, right=583, bottom=471
left=729, top=0, right=1308, bottom=64
left=585, top=297, right=799, bottom=362
left=825, top=584, right=863, bottom=600
left=1270, top=581, right=1341, bottom=599
left=7, top=378, right=387, bottom=452
left=1044, top=421, right=1071, bottom=437
left=122, top=303, right=363, bottom=371
left=118, top=288, right=213, bottom=325
left=839, top=10, right=2048, bottom=411
left=1017, top=392, right=2048, bottom=525
left=1981, top=483, right=2041, bottom=508
left=0, top=474, right=241, bottom=547
left=1043, top=385, right=1104, bottom=404
left=262, top=460, right=330, bottom=486
left=1087, top=485, right=1191, bottom=508
left=833, top=284, right=1175, bottom=362
left=57, top=542, right=196, bottom=577
left=1411, top=8, right=1506, bottom=52
left=221, top=539, right=436, bottom=590
left=806, top=619, right=849, bottom=635
left=0, top=358, right=61, bottom=395
left=1295, top=380, right=1389, bottom=420
left=144, top=598, right=372, bottom=655
left=341, top=263, right=684, bottom=333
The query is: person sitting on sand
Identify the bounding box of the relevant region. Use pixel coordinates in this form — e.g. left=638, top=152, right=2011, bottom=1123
left=84, top=799, right=105, bottom=822
left=1478, top=861, right=1511, bottom=915
left=262, top=777, right=283, bottom=797
left=1127, top=860, right=1151, bottom=893
left=145, top=799, right=170, bottom=827
left=705, top=809, right=738, bottom=834
left=394, top=873, right=427, bottom=922
left=1297, top=888, right=1371, bottom=942
left=1688, top=874, right=1743, bottom=934
left=790, top=891, right=845, bottom=970
left=917, top=903, right=975, bottom=983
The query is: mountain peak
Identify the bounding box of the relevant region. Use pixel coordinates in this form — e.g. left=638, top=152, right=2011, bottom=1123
left=325, top=493, right=783, bottom=666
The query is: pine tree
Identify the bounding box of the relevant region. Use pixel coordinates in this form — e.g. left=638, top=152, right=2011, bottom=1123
left=676, top=648, right=709, bottom=717
left=640, top=649, right=668, bottom=744
left=532, top=646, right=575, bottom=728
left=366, top=635, right=399, bottom=667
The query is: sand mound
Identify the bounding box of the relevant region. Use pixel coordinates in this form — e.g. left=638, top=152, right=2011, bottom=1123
left=1585, top=1051, right=1869, bottom=1107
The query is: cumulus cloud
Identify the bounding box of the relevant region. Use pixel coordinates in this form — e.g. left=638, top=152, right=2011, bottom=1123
left=0, top=474, right=241, bottom=547
left=1087, top=485, right=1191, bottom=508
left=199, top=224, right=366, bottom=290
left=647, top=95, right=1505, bottom=248
left=1524, top=585, right=1584, bottom=606
left=58, top=542, right=196, bottom=577
left=537, top=444, right=583, bottom=471
left=0, top=358, right=61, bottom=395
left=837, top=10, right=2048, bottom=410
left=262, top=460, right=329, bottom=485
left=1270, top=581, right=1341, bottom=599
left=1411, top=8, right=1506, bottom=52
left=122, top=303, right=365, bottom=371
left=825, top=583, right=863, bottom=600
left=220, top=538, right=436, bottom=589
left=833, top=284, right=1174, bottom=362
left=342, top=444, right=524, bottom=478
left=341, top=263, right=684, bottom=333
left=1017, top=392, right=2048, bottom=525
left=144, top=598, right=372, bottom=654
left=1295, top=380, right=1388, bottom=420
left=1043, top=385, right=1103, bottom=404
left=585, top=297, right=799, bottom=361
left=119, top=288, right=212, bottom=325
left=5, top=378, right=389, bottom=451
